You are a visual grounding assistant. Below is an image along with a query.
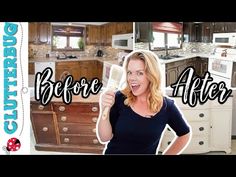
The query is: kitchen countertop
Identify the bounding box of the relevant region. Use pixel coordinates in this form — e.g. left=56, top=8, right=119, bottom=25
left=158, top=53, right=211, bottom=64
left=29, top=56, right=116, bottom=63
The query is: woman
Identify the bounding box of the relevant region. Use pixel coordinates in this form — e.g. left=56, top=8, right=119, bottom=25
left=97, top=50, right=191, bottom=155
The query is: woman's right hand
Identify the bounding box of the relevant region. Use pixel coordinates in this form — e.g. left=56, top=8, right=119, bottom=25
left=100, top=90, right=116, bottom=111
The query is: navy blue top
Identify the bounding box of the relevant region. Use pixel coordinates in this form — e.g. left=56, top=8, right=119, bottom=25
left=104, top=91, right=190, bottom=154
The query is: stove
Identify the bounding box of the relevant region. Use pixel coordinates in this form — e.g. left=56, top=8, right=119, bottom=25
left=209, top=47, right=236, bottom=89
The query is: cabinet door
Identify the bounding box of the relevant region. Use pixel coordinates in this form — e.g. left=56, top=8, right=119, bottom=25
left=31, top=112, right=58, bottom=144
left=191, top=23, right=202, bottom=42
left=97, top=61, right=103, bottom=81
left=116, top=22, right=133, bottom=34
left=199, top=58, right=208, bottom=77
left=29, top=22, right=38, bottom=43
left=135, top=22, right=153, bottom=43
left=38, top=22, right=51, bottom=44
left=213, top=22, right=225, bottom=33
left=29, top=63, right=35, bottom=74
left=166, top=67, right=178, bottom=87
left=201, top=22, right=213, bottom=43
left=79, top=61, right=96, bottom=81
left=210, top=99, right=232, bottom=153
left=56, top=61, right=79, bottom=81
left=223, top=22, right=236, bottom=32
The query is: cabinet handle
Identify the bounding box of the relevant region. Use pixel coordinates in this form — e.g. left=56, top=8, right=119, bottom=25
left=199, top=127, right=204, bottom=131
left=42, top=127, right=48, bottom=132
left=38, top=105, right=44, bottom=110
left=93, top=139, right=99, bottom=144
left=59, top=106, right=65, bottom=112
left=199, top=141, right=204, bottom=145
left=62, top=127, right=69, bottom=132
left=91, top=106, right=98, bottom=112
left=64, top=138, right=70, bottom=143
left=92, top=117, right=98, bottom=123
left=199, top=113, right=204, bottom=118
left=92, top=128, right=96, bottom=133
left=61, top=116, right=67, bottom=121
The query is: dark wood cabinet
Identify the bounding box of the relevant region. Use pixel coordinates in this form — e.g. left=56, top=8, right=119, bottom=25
left=198, top=57, right=208, bottom=77
left=56, top=61, right=80, bottom=81
left=184, top=22, right=213, bottom=43
left=29, top=63, right=35, bottom=74
left=165, top=57, right=208, bottom=87
left=135, top=22, right=153, bottom=43
left=213, top=22, right=236, bottom=33
left=201, top=22, right=214, bottom=43
left=30, top=101, right=104, bottom=154
left=29, top=22, right=51, bottom=44
left=183, top=22, right=202, bottom=42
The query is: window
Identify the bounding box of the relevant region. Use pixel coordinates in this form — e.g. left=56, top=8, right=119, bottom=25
left=150, top=22, right=183, bottom=51
left=52, top=25, right=85, bottom=51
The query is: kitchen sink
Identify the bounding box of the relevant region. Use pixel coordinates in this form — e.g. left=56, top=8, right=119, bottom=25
left=57, top=55, right=77, bottom=60
left=159, top=55, right=183, bottom=60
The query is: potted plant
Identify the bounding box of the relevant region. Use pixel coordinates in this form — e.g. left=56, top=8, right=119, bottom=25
left=78, top=38, right=84, bottom=50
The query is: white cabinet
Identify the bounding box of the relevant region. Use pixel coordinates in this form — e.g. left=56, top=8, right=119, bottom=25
left=210, top=100, right=232, bottom=153
left=159, top=97, right=233, bottom=154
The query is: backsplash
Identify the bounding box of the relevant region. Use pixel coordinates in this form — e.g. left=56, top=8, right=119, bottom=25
left=135, top=42, right=215, bottom=56
left=29, top=44, right=122, bottom=60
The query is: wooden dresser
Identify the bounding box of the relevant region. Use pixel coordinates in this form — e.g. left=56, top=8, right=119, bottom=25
left=30, top=94, right=105, bottom=154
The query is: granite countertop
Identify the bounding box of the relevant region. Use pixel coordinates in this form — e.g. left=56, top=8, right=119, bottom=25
left=159, top=53, right=211, bottom=64
left=29, top=56, right=116, bottom=63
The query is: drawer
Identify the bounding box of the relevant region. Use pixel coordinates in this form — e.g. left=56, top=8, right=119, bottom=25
left=58, top=123, right=96, bottom=135
left=57, top=113, right=98, bottom=124
left=60, top=135, right=101, bottom=146
left=53, top=103, right=99, bottom=114
left=182, top=136, right=209, bottom=154
left=160, top=135, right=209, bottom=154
left=182, top=109, right=210, bottom=122
left=190, top=122, right=209, bottom=136
left=31, top=102, right=52, bottom=111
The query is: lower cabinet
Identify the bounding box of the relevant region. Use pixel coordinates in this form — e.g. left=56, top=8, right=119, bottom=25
left=159, top=97, right=232, bottom=154
left=30, top=101, right=105, bottom=154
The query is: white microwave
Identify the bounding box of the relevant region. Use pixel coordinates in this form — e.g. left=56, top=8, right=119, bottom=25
left=112, top=33, right=133, bottom=50
left=213, top=33, right=236, bottom=47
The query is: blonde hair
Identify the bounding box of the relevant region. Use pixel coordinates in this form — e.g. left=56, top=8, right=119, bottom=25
left=121, top=50, right=163, bottom=113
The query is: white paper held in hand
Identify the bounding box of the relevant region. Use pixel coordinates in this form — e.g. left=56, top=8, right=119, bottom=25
left=102, top=65, right=124, bottom=120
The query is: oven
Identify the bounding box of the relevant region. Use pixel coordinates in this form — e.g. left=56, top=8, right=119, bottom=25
left=208, top=49, right=236, bottom=88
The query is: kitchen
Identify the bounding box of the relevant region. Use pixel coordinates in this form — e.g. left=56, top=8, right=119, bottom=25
left=30, top=22, right=236, bottom=155
left=29, top=22, right=133, bottom=154
left=135, top=22, right=236, bottom=154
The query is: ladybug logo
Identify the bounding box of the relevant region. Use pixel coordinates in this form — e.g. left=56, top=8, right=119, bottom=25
left=2, top=138, right=21, bottom=154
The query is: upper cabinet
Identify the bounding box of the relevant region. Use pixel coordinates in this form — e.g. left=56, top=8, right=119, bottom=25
left=29, top=22, right=51, bottom=44
left=183, top=22, right=236, bottom=43
left=213, top=22, right=236, bottom=33
left=86, top=22, right=133, bottom=46
left=135, top=22, right=153, bottom=43
left=183, top=22, right=203, bottom=42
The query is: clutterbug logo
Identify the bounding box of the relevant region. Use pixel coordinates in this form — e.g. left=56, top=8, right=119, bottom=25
left=0, top=22, right=30, bottom=155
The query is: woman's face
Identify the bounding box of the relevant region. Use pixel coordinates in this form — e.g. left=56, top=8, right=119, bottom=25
left=127, top=59, right=150, bottom=97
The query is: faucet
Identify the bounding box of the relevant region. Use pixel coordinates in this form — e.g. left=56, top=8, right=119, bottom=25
left=62, top=52, right=67, bottom=58
left=165, top=44, right=169, bottom=56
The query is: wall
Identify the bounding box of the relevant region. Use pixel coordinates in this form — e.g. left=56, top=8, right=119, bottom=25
left=29, top=44, right=122, bottom=60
